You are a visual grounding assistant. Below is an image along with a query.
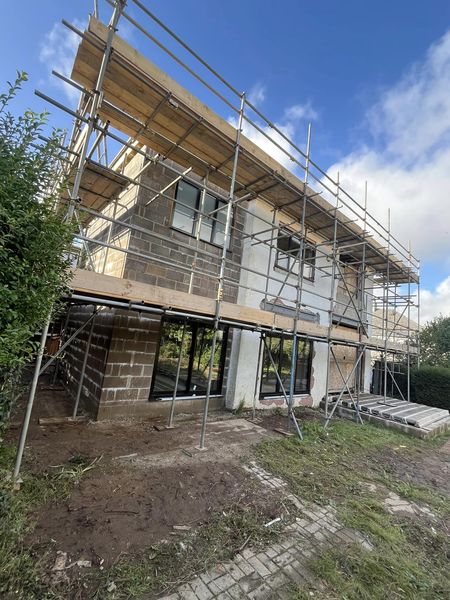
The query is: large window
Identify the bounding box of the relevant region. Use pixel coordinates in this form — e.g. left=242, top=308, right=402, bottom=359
left=275, top=231, right=315, bottom=281
left=260, top=335, right=312, bottom=397
left=150, top=319, right=228, bottom=399
left=172, top=180, right=228, bottom=246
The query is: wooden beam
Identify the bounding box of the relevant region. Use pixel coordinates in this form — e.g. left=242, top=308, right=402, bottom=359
left=68, top=269, right=416, bottom=354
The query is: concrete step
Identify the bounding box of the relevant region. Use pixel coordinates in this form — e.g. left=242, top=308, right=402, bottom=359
left=407, top=408, right=449, bottom=428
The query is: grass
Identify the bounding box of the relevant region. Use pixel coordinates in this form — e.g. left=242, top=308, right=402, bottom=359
left=253, top=417, right=450, bottom=600
left=0, top=445, right=99, bottom=599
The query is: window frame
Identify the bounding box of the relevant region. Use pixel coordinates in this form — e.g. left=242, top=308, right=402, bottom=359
left=149, top=317, right=228, bottom=399
left=171, top=180, right=230, bottom=248
left=274, top=229, right=316, bottom=282
left=260, top=334, right=312, bottom=398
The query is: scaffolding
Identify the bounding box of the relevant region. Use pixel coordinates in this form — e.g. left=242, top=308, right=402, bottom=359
left=14, top=0, right=420, bottom=477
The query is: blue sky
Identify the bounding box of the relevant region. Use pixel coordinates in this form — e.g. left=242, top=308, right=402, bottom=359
left=2, top=0, right=450, bottom=320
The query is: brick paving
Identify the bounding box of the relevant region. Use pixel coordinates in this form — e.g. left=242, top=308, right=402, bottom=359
left=160, top=463, right=373, bottom=599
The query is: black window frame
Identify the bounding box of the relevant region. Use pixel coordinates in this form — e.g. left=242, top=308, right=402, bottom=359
left=260, top=335, right=312, bottom=398
left=274, top=230, right=316, bottom=281
left=150, top=317, right=228, bottom=400
left=171, top=180, right=230, bottom=247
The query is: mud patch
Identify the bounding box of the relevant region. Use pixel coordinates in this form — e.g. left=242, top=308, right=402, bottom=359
left=29, top=461, right=263, bottom=566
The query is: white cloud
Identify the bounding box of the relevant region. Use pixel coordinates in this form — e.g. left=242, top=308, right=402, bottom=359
left=238, top=118, right=298, bottom=170
left=284, top=102, right=318, bottom=122
left=229, top=88, right=317, bottom=170
left=421, top=277, right=450, bottom=322
left=247, top=83, right=266, bottom=107
left=327, top=30, right=450, bottom=261
left=39, top=20, right=85, bottom=103
left=325, top=29, right=450, bottom=321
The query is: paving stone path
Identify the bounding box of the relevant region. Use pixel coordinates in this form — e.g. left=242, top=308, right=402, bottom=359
left=160, top=462, right=373, bottom=599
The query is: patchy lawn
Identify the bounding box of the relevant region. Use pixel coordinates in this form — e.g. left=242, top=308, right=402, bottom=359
left=256, top=417, right=450, bottom=599
left=1, top=408, right=449, bottom=599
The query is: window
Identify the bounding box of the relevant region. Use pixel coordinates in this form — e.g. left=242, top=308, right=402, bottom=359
left=260, top=335, right=312, bottom=397
left=172, top=180, right=228, bottom=246
left=150, top=319, right=228, bottom=398
left=275, top=231, right=315, bottom=281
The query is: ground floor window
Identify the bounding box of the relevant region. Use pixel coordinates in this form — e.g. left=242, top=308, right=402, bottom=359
left=150, top=319, right=228, bottom=398
left=260, top=335, right=312, bottom=396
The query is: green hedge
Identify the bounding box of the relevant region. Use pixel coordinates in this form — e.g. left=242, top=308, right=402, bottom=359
left=411, top=366, right=450, bottom=411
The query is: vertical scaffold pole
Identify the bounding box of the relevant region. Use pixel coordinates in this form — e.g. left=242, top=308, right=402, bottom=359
left=324, top=172, right=340, bottom=420
left=73, top=310, right=96, bottom=417
left=406, top=242, right=412, bottom=402
left=252, top=334, right=264, bottom=421
left=417, top=259, right=421, bottom=369
left=287, top=123, right=311, bottom=438
left=66, top=0, right=126, bottom=223
left=198, top=93, right=245, bottom=450
left=13, top=317, right=51, bottom=481
left=355, top=181, right=368, bottom=418
left=167, top=321, right=187, bottom=428
left=383, top=208, right=391, bottom=403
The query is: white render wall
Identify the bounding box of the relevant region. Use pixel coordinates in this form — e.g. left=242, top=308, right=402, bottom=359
left=226, top=198, right=373, bottom=410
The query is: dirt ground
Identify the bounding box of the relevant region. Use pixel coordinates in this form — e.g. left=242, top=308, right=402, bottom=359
left=6, top=378, right=450, bottom=579
left=7, top=379, right=283, bottom=568
left=378, top=438, right=450, bottom=495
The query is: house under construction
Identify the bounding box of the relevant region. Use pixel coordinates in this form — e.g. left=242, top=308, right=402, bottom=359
left=28, top=0, right=441, bottom=449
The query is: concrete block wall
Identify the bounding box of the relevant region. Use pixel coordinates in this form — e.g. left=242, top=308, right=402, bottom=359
left=82, top=152, right=142, bottom=276
left=97, top=310, right=160, bottom=419
left=60, top=306, right=115, bottom=417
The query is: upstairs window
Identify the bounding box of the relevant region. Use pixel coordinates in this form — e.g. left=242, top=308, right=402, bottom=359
left=275, top=231, right=315, bottom=281
left=172, top=180, right=228, bottom=246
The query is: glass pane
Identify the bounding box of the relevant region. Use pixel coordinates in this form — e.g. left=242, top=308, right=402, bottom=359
left=261, top=337, right=281, bottom=395
left=199, top=194, right=216, bottom=243
left=152, top=322, right=192, bottom=395
left=190, top=327, right=224, bottom=394
left=295, top=340, right=311, bottom=392
left=277, top=234, right=290, bottom=251
left=276, top=235, right=289, bottom=270
left=277, top=234, right=299, bottom=272
left=280, top=338, right=294, bottom=394
left=303, top=245, right=315, bottom=280
left=212, top=201, right=228, bottom=246
left=173, top=181, right=198, bottom=234
left=287, top=236, right=301, bottom=256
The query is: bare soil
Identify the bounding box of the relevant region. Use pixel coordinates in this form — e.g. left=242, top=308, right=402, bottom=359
left=373, top=437, right=450, bottom=496
left=29, top=461, right=264, bottom=566
left=7, top=381, right=278, bottom=569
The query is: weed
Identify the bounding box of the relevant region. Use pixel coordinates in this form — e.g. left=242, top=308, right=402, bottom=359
left=233, top=399, right=246, bottom=416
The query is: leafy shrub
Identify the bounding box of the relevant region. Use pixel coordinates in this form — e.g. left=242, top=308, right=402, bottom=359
left=0, top=73, right=74, bottom=430
left=411, top=366, right=450, bottom=411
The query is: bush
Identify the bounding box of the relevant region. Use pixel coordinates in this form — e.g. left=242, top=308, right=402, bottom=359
left=0, top=73, right=74, bottom=430
left=411, top=366, right=450, bottom=411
